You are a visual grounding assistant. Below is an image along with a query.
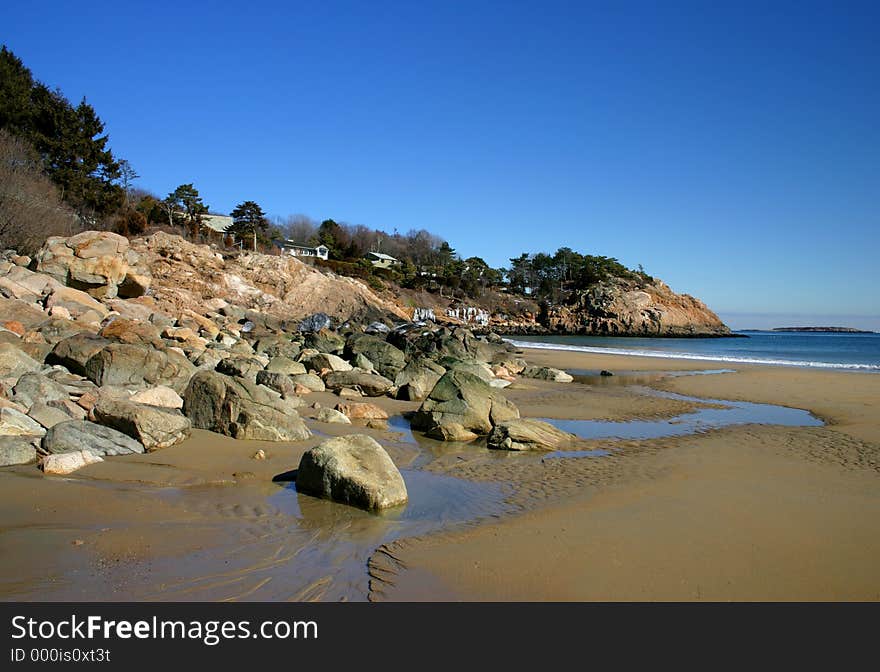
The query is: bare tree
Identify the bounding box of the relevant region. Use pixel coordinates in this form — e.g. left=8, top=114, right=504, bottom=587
left=0, top=129, right=77, bottom=255
left=278, top=214, right=318, bottom=244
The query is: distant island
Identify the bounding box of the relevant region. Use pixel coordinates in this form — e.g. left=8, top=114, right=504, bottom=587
left=772, top=327, right=875, bottom=334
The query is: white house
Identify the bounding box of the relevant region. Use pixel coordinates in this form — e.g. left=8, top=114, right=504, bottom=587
left=283, top=241, right=329, bottom=260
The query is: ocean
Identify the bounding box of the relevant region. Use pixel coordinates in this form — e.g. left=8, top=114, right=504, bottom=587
left=508, top=331, right=880, bottom=371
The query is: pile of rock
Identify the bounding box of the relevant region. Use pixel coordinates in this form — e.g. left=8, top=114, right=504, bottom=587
left=0, top=230, right=578, bottom=489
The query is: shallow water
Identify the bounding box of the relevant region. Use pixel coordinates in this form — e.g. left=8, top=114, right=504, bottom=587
left=541, top=387, right=822, bottom=442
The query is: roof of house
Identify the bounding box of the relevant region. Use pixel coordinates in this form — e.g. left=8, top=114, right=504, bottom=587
left=201, top=214, right=233, bottom=233
left=365, top=251, right=399, bottom=261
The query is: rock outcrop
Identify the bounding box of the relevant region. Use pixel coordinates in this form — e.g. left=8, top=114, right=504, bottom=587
left=541, top=278, right=731, bottom=337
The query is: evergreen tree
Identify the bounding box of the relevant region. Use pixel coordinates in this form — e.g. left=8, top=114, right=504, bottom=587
left=229, top=200, right=268, bottom=250
left=0, top=45, right=124, bottom=219
left=165, top=184, right=207, bottom=237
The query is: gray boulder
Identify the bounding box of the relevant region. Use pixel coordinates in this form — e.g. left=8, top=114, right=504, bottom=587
left=437, top=356, right=494, bottom=382
left=304, top=329, right=346, bottom=355
left=46, top=334, right=112, bottom=375
left=288, top=373, right=325, bottom=392
left=296, top=434, right=408, bottom=511
left=315, top=407, right=352, bottom=424
left=298, top=313, right=331, bottom=333
left=521, top=366, right=574, bottom=383
left=323, top=370, right=393, bottom=397
left=0, top=344, right=41, bottom=381
left=84, top=344, right=196, bottom=392
left=301, top=352, right=351, bottom=372
left=183, top=371, right=311, bottom=441
left=344, top=334, right=406, bottom=379
left=12, top=372, right=69, bottom=409
left=487, top=419, right=576, bottom=451
left=27, top=403, right=73, bottom=429
left=410, top=370, right=519, bottom=440
left=216, top=355, right=265, bottom=381
left=43, top=420, right=145, bottom=456
left=265, top=356, right=307, bottom=375
left=93, top=397, right=191, bottom=450
left=394, top=357, right=446, bottom=401
left=0, top=436, right=38, bottom=466
left=254, top=370, right=298, bottom=398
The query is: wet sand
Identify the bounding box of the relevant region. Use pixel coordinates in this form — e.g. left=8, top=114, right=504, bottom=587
left=2, top=352, right=878, bottom=601
left=375, top=348, right=880, bottom=601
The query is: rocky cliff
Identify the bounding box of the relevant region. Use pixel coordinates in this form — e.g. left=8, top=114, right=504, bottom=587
left=542, top=278, right=731, bottom=337
left=131, top=232, right=409, bottom=324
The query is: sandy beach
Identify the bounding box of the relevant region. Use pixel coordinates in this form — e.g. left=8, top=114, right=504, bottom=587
left=1, top=347, right=878, bottom=601
left=375, top=348, right=880, bottom=601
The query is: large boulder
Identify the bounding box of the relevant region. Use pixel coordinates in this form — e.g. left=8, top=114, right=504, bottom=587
left=487, top=419, right=576, bottom=451
left=410, top=370, right=519, bottom=440
left=344, top=334, right=406, bottom=379
left=46, top=334, right=111, bottom=375
left=99, top=318, right=165, bottom=349
left=129, top=385, right=184, bottom=409
left=41, top=450, right=103, bottom=475
left=288, top=373, right=325, bottom=392
left=301, top=352, right=351, bottom=373
left=304, top=329, right=346, bottom=355
left=83, top=344, right=196, bottom=393
left=254, top=370, right=299, bottom=399
left=27, top=403, right=72, bottom=429
left=45, top=286, right=109, bottom=320
left=34, top=231, right=150, bottom=299
left=315, top=407, right=352, bottom=424
left=265, top=356, right=306, bottom=375
left=0, top=297, right=47, bottom=331
left=394, top=357, right=446, bottom=401
left=182, top=371, right=311, bottom=441
left=0, top=344, right=41, bottom=381
left=296, top=434, right=408, bottom=511
left=521, top=366, right=574, bottom=383
left=298, top=312, right=331, bottom=333
left=0, top=436, right=38, bottom=466
left=0, top=408, right=46, bottom=437
left=216, top=355, right=265, bottom=381
left=93, top=397, right=191, bottom=450
left=437, top=356, right=494, bottom=382
left=12, top=372, right=69, bottom=409
left=42, top=420, right=145, bottom=456
left=323, top=370, right=393, bottom=397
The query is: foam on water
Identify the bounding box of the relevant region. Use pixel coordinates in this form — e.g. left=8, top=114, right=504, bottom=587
left=507, top=339, right=880, bottom=371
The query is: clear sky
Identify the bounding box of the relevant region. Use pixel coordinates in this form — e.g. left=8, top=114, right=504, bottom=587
left=3, top=1, right=879, bottom=329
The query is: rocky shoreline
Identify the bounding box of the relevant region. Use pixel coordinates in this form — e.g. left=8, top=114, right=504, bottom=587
left=0, top=230, right=586, bottom=509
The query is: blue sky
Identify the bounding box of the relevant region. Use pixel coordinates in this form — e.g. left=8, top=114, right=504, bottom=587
left=4, top=1, right=878, bottom=329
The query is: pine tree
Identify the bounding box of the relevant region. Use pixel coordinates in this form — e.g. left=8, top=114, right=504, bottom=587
left=229, top=200, right=268, bottom=251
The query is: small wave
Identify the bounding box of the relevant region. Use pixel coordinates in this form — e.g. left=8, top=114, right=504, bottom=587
left=506, top=339, right=880, bottom=371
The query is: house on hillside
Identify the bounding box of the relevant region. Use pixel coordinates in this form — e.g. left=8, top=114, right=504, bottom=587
left=282, top=241, right=329, bottom=260
left=201, top=214, right=233, bottom=234
left=364, top=251, right=400, bottom=269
